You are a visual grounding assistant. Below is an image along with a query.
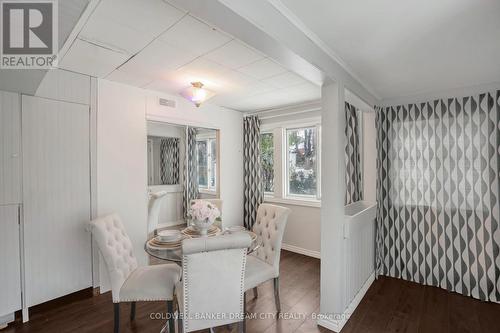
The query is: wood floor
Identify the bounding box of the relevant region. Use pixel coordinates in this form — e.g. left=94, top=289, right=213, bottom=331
left=4, top=251, right=500, bottom=333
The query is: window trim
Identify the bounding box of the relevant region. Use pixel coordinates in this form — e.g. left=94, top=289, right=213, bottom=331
left=260, top=131, right=275, bottom=196
left=283, top=124, right=321, bottom=202
left=196, top=137, right=217, bottom=193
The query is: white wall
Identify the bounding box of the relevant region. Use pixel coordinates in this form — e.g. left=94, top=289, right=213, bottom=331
left=280, top=203, right=321, bottom=256
left=96, top=79, right=148, bottom=291
left=260, top=108, right=322, bottom=257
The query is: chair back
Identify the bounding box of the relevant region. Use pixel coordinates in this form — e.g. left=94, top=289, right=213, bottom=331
left=87, top=214, right=138, bottom=302
left=147, top=191, right=167, bottom=235
left=252, top=204, right=290, bottom=276
left=180, top=233, right=251, bottom=332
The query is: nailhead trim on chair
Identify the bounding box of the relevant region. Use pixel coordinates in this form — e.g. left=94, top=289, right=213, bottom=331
left=240, top=249, right=248, bottom=316
left=182, top=255, right=190, bottom=333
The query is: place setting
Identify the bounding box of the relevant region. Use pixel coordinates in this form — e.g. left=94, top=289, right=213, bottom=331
left=146, top=229, right=187, bottom=250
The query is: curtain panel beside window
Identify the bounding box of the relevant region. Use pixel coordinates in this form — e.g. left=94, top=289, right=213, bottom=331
left=375, top=90, right=500, bottom=302
left=345, top=102, right=363, bottom=205
left=183, top=127, right=199, bottom=219
left=160, top=137, right=180, bottom=185
left=243, top=116, right=263, bottom=229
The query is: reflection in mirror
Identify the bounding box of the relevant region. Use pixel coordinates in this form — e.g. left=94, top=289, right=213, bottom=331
left=195, top=128, right=218, bottom=195
left=147, top=136, right=180, bottom=185
left=147, top=121, right=186, bottom=231
left=146, top=122, right=220, bottom=231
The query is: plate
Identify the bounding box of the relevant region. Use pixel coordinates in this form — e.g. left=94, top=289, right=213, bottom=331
left=157, top=230, right=182, bottom=243
left=147, top=235, right=188, bottom=250
left=182, top=225, right=221, bottom=237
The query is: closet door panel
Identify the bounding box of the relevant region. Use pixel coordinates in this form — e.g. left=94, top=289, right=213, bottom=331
left=0, top=205, right=21, bottom=317
left=22, top=95, right=92, bottom=307
left=0, top=91, right=21, bottom=204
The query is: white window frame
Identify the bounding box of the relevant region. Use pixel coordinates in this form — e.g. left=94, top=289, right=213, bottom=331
left=196, top=137, right=217, bottom=194
left=283, top=124, right=321, bottom=202
left=260, top=131, right=275, bottom=196
left=260, top=118, right=321, bottom=207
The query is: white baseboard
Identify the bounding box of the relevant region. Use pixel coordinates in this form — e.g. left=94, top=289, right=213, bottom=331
left=282, top=243, right=320, bottom=259
left=317, top=272, right=375, bottom=332
left=0, top=313, right=15, bottom=328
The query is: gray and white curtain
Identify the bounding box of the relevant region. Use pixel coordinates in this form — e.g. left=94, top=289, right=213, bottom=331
left=345, top=102, right=363, bottom=205
left=183, top=127, right=199, bottom=219
left=160, top=137, right=179, bottom=185
left=375, top=90, right=500, bottom=302
left=243, top=116, right=263, bottom=229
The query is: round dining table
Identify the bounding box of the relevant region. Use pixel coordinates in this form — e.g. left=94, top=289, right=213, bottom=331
left=144, top=228, right=260, bottom=263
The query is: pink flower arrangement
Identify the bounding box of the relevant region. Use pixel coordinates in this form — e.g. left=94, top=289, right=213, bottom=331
left=188, top=200, right=221, bottom=224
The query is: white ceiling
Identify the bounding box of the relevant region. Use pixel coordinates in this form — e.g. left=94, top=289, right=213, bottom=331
left=59, top=0, right=320, bottom=111
left=279, top=0, right=500, bottom=100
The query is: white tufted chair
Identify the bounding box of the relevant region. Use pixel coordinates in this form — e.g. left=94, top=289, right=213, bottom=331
left=190, top=199, right=223, bottom=228
left=175, top=233, right=251, bottom=333
left=147, top=190, right=167, bottom=237
left=88, top=214, right=181, bottom=333
left=245, top=204, right=290, bottom=313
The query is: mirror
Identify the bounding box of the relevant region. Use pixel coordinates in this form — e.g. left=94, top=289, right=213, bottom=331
left=147, top=121, right=220, bottom=228
left=147, top=122, right=185, bottom=186
left=194, top=128, right=219, bottom=198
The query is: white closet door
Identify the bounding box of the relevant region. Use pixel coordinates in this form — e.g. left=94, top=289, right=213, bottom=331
left=22, top=95, right=92, bottom=307
left=0, top=205, right=21, bottom=317
left=0, top=91, right=21, bottom=204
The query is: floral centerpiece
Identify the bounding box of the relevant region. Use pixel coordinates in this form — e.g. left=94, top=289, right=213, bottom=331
left=188, top=200, right=221, bottom=236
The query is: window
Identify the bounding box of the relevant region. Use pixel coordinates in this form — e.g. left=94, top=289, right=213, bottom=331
left=196, top=138, right=217, bottom=192
left=286, top=127, right=318, bottom=198
left=260, top=133, right=274, bottom=193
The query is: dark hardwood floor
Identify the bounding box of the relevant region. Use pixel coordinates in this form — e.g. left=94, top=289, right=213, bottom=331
left=4, top=251, right=500, bottom=333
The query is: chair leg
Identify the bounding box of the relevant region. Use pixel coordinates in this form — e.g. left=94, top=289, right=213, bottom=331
left=177, top=317, right=183, bottom=333
left=114, top=303, right=120, bottom=333
left=167, top=300, right=174, bottom=333
left=273, top=277, right=281, bottom=314
left=130, top=301, right=136, bottom=321
left=253, top=287, right=258, bottom=299
left=242, top=292, right=246, bottom=333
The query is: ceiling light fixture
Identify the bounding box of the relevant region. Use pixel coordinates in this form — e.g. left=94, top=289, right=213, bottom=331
left=181, top=82, right=215, bottom=107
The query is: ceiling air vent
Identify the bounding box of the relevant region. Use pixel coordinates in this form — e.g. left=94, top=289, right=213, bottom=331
left=158, top=98, right=176, bottom=108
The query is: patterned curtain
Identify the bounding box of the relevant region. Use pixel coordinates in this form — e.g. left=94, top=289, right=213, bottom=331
left=243, top=116, right=263, bottom=229
left=375, top=90, right=500, bottom=302
left=183, top=127, right=199, bottom=219
left=345, top=102, right=363, bottom=205
left=160, top=137, right=179, bottom=185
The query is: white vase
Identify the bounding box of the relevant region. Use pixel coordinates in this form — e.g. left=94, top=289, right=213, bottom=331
left=192, top=219, right=213, bottom=236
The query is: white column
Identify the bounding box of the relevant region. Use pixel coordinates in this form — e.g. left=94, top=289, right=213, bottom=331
left=318, top=79, right=346, bottom=331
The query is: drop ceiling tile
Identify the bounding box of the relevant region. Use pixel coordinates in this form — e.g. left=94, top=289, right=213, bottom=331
left=158, top=15, right=231, bottom=57
left=143, top=79, right=185, bottom=95
left=177, top=58, right=228, bottom=77
left=59, top=38, right=129, bottom=77
left=118, top=39, right=198, bottom=80
left=106, top=69, right=154, bottom=87
left=237, top=58, right=287, bottom=80
left=204, top=40, right=264, bottom=69
left=80, top=0, right=184, bottom=54
left=262, top=71, right=308, bottom=88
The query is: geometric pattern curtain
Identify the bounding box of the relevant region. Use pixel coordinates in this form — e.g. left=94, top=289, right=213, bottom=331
left=345, top=102, right=363, bottom=205
left=183, top=127, right=199, bottom=220
left=160, top=137, right=179, bottom=185
left=375, top=90, right=500, bottom=302
left=243, top=116, right=263, bottom=229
